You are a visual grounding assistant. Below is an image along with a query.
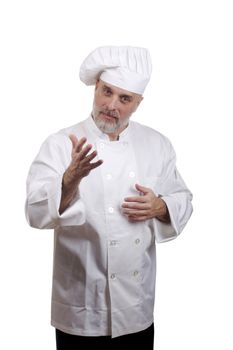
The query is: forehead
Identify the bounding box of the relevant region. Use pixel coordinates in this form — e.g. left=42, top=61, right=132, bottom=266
left=99, top=79, right=135, bottom=97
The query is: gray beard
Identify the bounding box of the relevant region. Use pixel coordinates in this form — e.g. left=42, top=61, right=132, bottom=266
left=93, top=115, right=129, bottom=134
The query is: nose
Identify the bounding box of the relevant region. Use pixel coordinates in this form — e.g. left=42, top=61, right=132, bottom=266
left=107, top=96, right=119, bottom=110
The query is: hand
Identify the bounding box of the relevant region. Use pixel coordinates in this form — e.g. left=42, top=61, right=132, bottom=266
left=63, top=134, right=103, bottom=188
left=121, top=184, right=170, bottom=222
left=59, top=135, right=103, bottom=214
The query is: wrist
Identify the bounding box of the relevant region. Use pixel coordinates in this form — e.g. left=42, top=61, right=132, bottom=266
left=62, top=170, right=81, bottom=191
left=156, top=198, right=171, bottom=223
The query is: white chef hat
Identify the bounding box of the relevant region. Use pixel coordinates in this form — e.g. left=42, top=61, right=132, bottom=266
left=79, top=46, right=152, bottom=95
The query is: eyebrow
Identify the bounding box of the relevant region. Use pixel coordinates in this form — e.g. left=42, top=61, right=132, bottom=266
left=103, top=85, right=112, bottom=91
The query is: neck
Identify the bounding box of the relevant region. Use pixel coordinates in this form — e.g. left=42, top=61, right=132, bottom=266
left=107, top=123, right=128, bottom=141
left=91, top=114, right=128, bottom=141
left=108, top=133, right=120, bottom=141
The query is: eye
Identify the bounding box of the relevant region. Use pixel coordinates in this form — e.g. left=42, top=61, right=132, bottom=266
left=103, top=87, right=112, bottom=96
left=120, top=95, right=132, bottom=104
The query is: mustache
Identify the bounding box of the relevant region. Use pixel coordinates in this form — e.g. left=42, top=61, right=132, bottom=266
left=100, top=109, right=119, bottom=118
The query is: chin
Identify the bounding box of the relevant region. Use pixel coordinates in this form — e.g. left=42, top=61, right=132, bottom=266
left=100, top=113, right=116, bottom=121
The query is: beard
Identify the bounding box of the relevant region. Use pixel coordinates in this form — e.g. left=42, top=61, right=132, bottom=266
left=92, top=108, right=130, bottom=134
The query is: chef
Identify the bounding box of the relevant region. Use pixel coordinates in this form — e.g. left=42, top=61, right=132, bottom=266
left=25, top=46, right=193, bottom=350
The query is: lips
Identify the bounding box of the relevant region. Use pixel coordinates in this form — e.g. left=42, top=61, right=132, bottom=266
left=100, top=112, right=117, bottom=120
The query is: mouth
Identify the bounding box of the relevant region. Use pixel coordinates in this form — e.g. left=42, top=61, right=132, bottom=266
left=100, top=112, right=117, bottom=121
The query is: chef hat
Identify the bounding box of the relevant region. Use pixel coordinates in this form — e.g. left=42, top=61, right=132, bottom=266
left=79, top=46, right=152, bottom=95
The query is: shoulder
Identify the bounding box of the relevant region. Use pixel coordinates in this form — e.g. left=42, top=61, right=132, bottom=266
left=57, top=119, right=86, bottom=137
left=130, top=121, right=176, bottom=166
left=130, top=120, right=173, bottom=149
left=42, top=119, right=86, bottom=148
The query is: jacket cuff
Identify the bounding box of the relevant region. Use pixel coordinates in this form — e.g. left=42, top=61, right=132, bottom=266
left=154, top=195, right=179, bottom=243
left=47, top=175, right=86, bottom=227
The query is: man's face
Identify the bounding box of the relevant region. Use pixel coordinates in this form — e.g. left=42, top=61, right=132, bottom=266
left=92, top=80, right=143, bottom=136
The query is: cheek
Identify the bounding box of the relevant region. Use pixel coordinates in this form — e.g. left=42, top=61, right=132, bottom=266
left=94, top=91, right=105, bottom=104
left=121, top=105, right=135, bottom=116
left=94, top=95, right=101, bottom=106
left=95, top=96, right=109, bottom=108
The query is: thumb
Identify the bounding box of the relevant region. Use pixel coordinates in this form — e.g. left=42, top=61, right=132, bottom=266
left=69, top=134, right=78, bottom=149
left=135, top=183, right=150, bottom=195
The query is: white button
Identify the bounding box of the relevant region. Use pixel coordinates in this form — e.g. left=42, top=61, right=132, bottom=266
left=108, top=207, right=114, bottom=213
left=133, top=271, right=139, bottom=277
left=106, top=173, right=112, bottom=180
left=109, top=240, right=118, bottom=246
left=129, top=171, right=135, bottom=178
left=111, top=273, right=116, bottom=280
left=135, top=238, right=140, bottom=245
left=99, top=142, right=105, bottom=149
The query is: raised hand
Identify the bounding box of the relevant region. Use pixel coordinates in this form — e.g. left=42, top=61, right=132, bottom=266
left=63, top=134, right=103, bottom=187
left=59, top=134, right=103, bottom=214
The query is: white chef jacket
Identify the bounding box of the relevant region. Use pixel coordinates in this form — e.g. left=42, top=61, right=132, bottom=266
left=25, top=115, right=193, bottom=338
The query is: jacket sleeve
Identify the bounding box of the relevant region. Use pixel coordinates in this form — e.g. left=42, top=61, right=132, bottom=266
left=153, top=139, right=193, bottom=243
left=25, top=134, right=86, bottom=229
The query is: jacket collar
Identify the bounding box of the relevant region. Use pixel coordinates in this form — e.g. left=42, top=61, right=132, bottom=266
left=86, top=114, right=131, bottom=141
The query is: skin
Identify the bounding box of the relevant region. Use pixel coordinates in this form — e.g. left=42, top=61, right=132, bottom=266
left=92, top=80, right=143, bottom=141
left=59, top=80, right=170, bottom=224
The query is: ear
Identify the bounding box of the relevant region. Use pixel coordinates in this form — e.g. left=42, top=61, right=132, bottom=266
left=95, top=79, right=100, bottom=91
left=133, top=95, right=143, bottom=112
left=137, top=95, right=143, bottom=106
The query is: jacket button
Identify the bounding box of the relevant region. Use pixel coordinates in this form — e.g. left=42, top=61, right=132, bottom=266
left=135, top=238, right=140, bottom=244
left=129, top=171, right=135, bottom=178
left=110, top=273, right=116, bottom=280
left=108, top=207, right=114, bottom=213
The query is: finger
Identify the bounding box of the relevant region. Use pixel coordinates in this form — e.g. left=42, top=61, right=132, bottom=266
left=69, top=134, right=87, bottom=153
left=77, top=159, right=103, bottom=177
left=75, top=137, right=87, bottom=153
left=81, top=160, right=103, bottom=173
left=122, top=208, right=148, bottom=216
left=81, top=150, right=98, bottom=164
left=89, top=159, right=103, bottom=169
left=128, top=215, right=148, bottom=222
left=135, top=183, right=151, bottom=195
left=77, top=144, right=93, bottom=160
left=124, top=195, right=147, bottom=203
left=69, top=134, right=78, bottom=149
left=121, top=202, right=150, bottom=210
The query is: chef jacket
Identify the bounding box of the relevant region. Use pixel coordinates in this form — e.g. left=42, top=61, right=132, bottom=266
left=25, top=115, right=193, bottom=338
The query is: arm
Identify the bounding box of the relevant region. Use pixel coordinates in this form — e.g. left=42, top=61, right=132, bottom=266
left=25, top=134, right=102, bottom=229
left=121, top=141, right=193, bottom=242
left=59, top=135, right=103, bottom=214
left=122, top=183, right=171, bottom=223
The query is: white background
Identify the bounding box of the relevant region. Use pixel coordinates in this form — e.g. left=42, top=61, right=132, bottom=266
left=0, top=1, right=233, bottom=349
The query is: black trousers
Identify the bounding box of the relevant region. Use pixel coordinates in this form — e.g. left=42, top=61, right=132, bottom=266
left=56, top=323, right=154, bottom=350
